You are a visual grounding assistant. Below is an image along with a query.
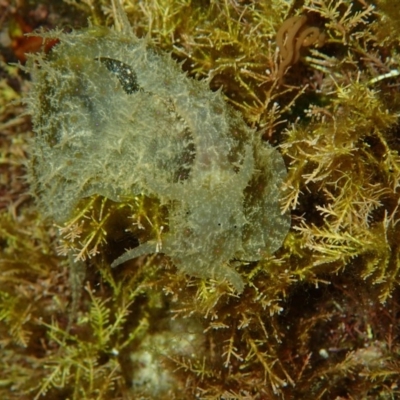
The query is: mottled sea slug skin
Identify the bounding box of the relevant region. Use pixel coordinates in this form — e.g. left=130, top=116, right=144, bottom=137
left=26, top=26, right=290, bottom=292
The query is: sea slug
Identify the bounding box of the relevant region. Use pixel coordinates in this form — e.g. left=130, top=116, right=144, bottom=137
left=25, top=24, right=290, bottom=292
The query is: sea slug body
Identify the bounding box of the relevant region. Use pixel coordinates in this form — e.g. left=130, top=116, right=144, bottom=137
left=26, top=25, right=290, bottom=293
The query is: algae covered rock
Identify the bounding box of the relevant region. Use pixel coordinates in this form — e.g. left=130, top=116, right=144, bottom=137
left=25, top=25, right=290, bottom=292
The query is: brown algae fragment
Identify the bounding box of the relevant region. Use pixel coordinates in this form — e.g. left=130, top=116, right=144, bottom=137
left=25, top=26, right=290, bottom=292
left=276, top=15, right=326, bottom=81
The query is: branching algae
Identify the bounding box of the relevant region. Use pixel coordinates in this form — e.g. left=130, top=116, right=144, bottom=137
left=25, top=23, right=290, bottom=292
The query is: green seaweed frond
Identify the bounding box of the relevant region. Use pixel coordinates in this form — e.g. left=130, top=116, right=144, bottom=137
left=56, top=194, right=167, bottom=264
left=33, top=282, right=137, bottom=400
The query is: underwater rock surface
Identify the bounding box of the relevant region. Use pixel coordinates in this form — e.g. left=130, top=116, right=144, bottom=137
left=25, top=26, right=290, bottom=292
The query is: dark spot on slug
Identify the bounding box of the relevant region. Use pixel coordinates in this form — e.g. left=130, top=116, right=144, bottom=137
left=96, top=57, right=140, bottom=94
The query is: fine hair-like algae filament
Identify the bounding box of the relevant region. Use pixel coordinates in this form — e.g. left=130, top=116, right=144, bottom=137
left=276, top=15, right=326, bottom=82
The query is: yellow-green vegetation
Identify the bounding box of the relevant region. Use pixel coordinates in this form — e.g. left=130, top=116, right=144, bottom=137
left=1, top=0, right=400, bottom=399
